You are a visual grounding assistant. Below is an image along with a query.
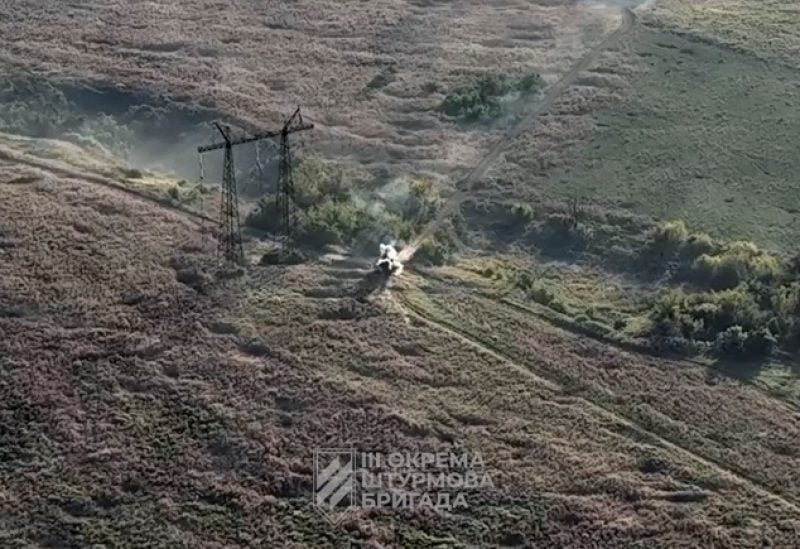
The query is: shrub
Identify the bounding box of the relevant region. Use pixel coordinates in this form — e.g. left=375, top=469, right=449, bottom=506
left=528, top=280, right=555, bottom=306
left=121, top=168, right=143, bottom=179
left=582, top=319, right=613, bottom=337
left=684, top=232, right=717, bottom=258
left=422, top=82, right=440, bottom=95
left=514, top=270, right=536, bottom=291
left=504, top=202, right=535, bottom=230
left=714, top=325, right=747, bottom=356
left=260, top=248, right=307, bottom=265
left=438, top=72, right=544, bottom=122
left=439, top=81, right=503, bottom=121
left=365, top=66, right=396, bottom=91
left=293, top=155, right=351, bottom=209
left=690, top=241, right=780, bottom=290
left=245, top=197, right=282, bottom=233
left=517, top=73, right=545, bottom=94
left=302, top=200, right=367, bottom=246
left=645, top=283, right=780, bottom=358
left=415, top=237, right=450, bottom=266
left=538, top=213, right=591, bottom=250
left=745, top=327, right=777, bottom=357
left=644, top=220, right=689, bottom=264
left=653, top=220, right=689, bottom=246
left=403, top=178, right=441, bottom=224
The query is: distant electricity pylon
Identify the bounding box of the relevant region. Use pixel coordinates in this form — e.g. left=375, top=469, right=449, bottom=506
left=278, top=108, right=305, bottom=243
left=197, top=109, right=313, bottom=263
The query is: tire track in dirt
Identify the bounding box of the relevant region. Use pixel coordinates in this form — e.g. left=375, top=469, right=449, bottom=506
left=401, top=8, right=637, bottom=261
left=457, top=8, right=636, bottom=192
left=395, top=289, right=800, bottom=515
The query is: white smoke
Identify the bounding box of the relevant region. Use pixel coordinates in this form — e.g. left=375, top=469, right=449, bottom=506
left=377, top=242, right=404, bottom=276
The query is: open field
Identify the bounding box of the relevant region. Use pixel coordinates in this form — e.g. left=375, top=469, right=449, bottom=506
left=0, top=0, right=622, bottom=183
left=524, top=26, right=800, bottom=253
left=3, top=0, right=800, bottom=546
left=647, top=0, right=800, bottom=69
left=3, top=161, right=800, bottom=546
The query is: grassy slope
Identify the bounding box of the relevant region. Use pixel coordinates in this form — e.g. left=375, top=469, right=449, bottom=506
left=0, top=0, right=618, bottom=181
left=3, top=159, right=800, bottom=546
left=535, top=27, right=800, bottom=253
left=3, top=1, right=800, bottom=546
left=649, top=0, right=800, bottom=70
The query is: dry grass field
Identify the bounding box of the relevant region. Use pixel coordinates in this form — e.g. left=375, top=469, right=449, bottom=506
left=0, top=0, right=621, bottom=181
left=3, top=0, right=800, bottom=547
left=3, top=161, right=800, bottom=547
left=647, top=0, right=800, bottom=69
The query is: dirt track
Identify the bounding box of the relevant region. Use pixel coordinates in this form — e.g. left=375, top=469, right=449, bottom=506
left=396, top=289, right=800, bottom=516
left=403, top=8, right=637, bottom=259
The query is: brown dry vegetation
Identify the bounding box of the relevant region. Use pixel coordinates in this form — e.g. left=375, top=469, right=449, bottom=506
left=0, top=0, right=621, bottom=182
left=3, top=163, right=800, bottom=546
left=3, top=0, right=800, bottom=546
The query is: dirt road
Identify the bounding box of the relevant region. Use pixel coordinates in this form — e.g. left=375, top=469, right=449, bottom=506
left=401, top=8, right=637, bottom=261
left=396, top=288, right=800, bottom=516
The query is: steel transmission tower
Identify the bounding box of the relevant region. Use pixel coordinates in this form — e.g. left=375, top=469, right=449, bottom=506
left=277, top=108, right=303, bottom=242
left=197, top=110, right=313, bottom=263
left=215, top=123, right=244, bottom=262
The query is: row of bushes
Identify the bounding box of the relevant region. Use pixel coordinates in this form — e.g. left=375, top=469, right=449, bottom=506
left=477, top=205, right=800, bottom=360
left=640, top=220, right=780, bottom=290
left=245, top=156, right=454, bottom=263
left=0, top=77, right=137, bottom=159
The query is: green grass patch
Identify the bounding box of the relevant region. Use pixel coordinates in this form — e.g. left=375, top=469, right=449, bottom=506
left=537, top=29, right=800, bottom=254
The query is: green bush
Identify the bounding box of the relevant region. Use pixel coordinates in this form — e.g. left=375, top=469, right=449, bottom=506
left=301, top=200, right=370, bottom=246
left=684, top=232, right=717, bottom=258
left=538, top=213, right=591, bottom=250
left=245, top=197, right=282, bottom=233
left=690, top=241, right=780, bottom=290
left=365, top=66, right=396, bottom=91
left=645, top=283, right=782, bottom=358
left=403, top=178, right=441, bottom=224
left=439, top=72, right=544, bottom=121
left=514, top=270, right=536, bottom=291
left=415, top=238, right=449, bottom=266
left=517, top=73, right=545, bottom=94
left=638, top=221, right=720, bottom=276
left=745, top=327, right=778, bottom=357
left=293, top=155, right=351, bottom=209
left=654, top=220, right=689, bottom=245
left=528, top=281, right=555, bottom=306
left=121, top=168, right=143, bottom=179
left=643, top=220, right=689, bottom=263
left=0, top=77, right=82, bottom=138
left=503, top=202, right=535, bottom=230
left=714, top=325, right=747, bottom=356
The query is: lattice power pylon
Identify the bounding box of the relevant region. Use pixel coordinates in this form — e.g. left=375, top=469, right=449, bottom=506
left=215, top=123, right=243, bottom=262
left=277, top=109, right=303, bottom=243
left=197, top=110, right=313, bottom=263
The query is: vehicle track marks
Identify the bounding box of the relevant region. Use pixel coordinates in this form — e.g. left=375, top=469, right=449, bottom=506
left=396, top=290, right=800, bottom=516
left=403, top=9, right=637, bottom=259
